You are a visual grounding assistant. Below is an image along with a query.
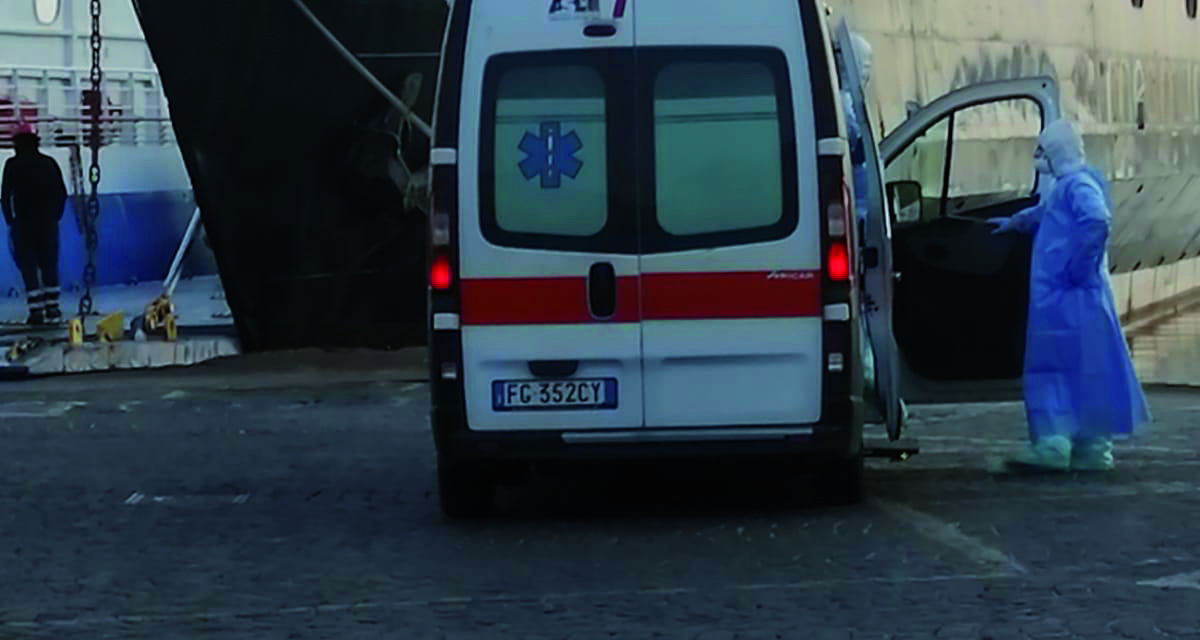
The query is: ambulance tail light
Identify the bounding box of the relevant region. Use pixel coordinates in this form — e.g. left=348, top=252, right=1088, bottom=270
left=826, top=179, right=852, bottom=282
left=431, top=210, right=451, bottom=247
left=428, top=161, right=458, bottom=294
left=430, top=252, right=452, bottom=290
left=827, top=179, right=848, bottom=238
left=805, top=1, right=859, bottom=427
left=816, top=148, right=854, bottom=426
left=827, top=242, right=850, bottom=281
left=427, top=154, right=465, bottom=416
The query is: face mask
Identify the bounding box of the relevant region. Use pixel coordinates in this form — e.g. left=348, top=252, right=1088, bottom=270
left=1032, top=145, right=1051, bottom=175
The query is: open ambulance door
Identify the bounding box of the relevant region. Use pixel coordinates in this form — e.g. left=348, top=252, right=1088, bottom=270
left=833, top=20, right=903, bottom=440
left=879, top=76, right=1061, bottom=404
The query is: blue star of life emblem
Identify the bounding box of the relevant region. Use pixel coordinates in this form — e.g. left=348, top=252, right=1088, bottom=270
left=518, top=121, right=584, bottom=189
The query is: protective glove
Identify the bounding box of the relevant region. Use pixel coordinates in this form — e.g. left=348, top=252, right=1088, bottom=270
left=986, top=217, right=1012, bottom=234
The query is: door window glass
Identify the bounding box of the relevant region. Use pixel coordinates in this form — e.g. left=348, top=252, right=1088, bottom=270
left=652, top=61, right=784, bottom=236
left=945, top=98, right=1042, bottom=201
left=490, top=65, right=609, bottom=237
left=885, top=117, right=949, bottom=224
left=885, top=97, right=1042, bottom=224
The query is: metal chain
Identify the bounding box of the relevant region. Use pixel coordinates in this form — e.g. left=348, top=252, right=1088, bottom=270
left=79, top=0, right=102, bottom=316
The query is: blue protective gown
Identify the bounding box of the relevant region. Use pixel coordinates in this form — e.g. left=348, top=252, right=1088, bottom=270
left=1020, top=166, right=1150, bottom=441
left=841, top=89, right=869, bottom=225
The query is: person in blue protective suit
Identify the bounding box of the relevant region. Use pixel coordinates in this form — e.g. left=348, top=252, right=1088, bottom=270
left=988, top=118, right=1151, bottom=472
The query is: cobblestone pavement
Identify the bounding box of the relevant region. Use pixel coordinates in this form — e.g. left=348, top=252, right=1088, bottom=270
left=1, top=354, right=1199, bottom=638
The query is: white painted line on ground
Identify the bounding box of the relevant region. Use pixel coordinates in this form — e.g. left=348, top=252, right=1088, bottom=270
left=124, top=492, right=250, bottom=506
left=914, top=446, right=1195, bottom=458
left=912, top=435, right=1191, bottom=455
left=0, top=400, right=87, bottom=419
left=888, top=459, right=1200, bottom=472
left=0, top=571, right=1012, bottom=630
left=881, top=480, right=1200, bottom=506
left=869, top=498, right=1028, bottom=575
left=1137, top=571, right=1200, bottom=590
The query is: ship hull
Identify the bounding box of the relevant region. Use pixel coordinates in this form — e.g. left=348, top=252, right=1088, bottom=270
left=131, top=0, right=448, bottom=351
left=1, top=187, right=209, bottom=294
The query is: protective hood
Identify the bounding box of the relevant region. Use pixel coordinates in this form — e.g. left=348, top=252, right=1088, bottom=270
left=1038, top=118, right=1086, bottom=178
left=850, top=33, right=872, bottom=86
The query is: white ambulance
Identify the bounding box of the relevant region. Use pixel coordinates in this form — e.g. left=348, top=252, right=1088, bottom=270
left=426, top=0, right=1060, bottom=516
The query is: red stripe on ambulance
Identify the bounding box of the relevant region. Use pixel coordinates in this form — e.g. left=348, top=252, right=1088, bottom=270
left=460, top=271, right=821, bottom=325
left=460, top=276, right=641, bottom=325
left=641, top=270, right=821, bottom=320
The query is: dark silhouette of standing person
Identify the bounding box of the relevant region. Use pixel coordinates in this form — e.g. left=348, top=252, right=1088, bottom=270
left=2, top=120, right=68, bottom=324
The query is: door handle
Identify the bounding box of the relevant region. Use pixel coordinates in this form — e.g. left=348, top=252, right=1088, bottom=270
left=893, top=272, right=902, bottom=283
left=528, top=360, right=580, bottom=378
left=588, top=262, right=617, bottom=320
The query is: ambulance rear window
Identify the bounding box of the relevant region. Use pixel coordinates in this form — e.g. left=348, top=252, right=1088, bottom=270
left=489, top=64, right=609, bottom=236
left=652, top=61, right=783, bottom=236
left=637, top=47, right=798, bottom=255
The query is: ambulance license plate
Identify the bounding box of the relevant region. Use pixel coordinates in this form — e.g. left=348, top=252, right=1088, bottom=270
left=492, top=378, right=617, bottom=411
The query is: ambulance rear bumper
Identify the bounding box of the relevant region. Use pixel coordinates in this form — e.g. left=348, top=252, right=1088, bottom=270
left=430, top=396, right=863, bottom=463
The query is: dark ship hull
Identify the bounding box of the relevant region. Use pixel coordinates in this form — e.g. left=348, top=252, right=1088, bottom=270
left=131, top=0, right=449, bottom=351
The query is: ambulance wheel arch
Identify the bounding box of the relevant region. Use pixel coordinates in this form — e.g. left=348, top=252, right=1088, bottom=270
left=879, top=77, right=1062, bottom=404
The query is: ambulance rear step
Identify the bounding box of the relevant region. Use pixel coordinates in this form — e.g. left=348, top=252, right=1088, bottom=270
left=863, top=437, right=920, bottom=461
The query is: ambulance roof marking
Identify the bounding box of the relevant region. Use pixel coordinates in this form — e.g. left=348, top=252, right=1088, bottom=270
left=548, top=0, right=602, bottom=21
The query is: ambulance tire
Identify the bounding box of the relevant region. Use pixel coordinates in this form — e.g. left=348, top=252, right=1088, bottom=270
left=437, top=457, right=496, bottom=519
left=821, top=453, right=865, bottom=506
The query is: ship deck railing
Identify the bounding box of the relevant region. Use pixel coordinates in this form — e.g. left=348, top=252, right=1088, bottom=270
left=0, top=64, right=176, bottom=148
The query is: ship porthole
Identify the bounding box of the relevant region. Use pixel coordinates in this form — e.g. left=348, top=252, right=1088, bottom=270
left=34, top=0, right=61, bottom=25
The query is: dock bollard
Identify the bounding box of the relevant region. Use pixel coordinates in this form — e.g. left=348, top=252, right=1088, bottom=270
left=68, top=317, right=84, bottom=347
left=96, top=312, right=125, bottom=342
